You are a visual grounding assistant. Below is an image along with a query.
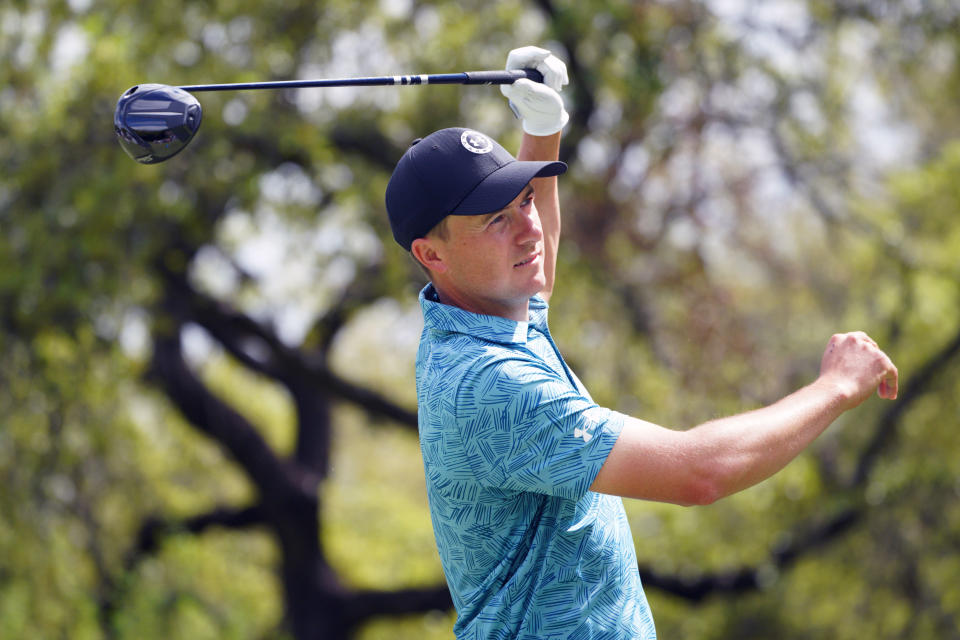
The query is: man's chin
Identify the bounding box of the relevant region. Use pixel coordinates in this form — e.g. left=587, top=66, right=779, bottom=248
left=526, top=273, right=548, bottom=297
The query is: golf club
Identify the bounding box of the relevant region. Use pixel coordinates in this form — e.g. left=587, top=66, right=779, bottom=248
left=114, top=68, right=544, bottom=164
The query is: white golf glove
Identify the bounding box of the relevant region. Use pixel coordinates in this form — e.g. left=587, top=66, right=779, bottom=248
left=500, top=46, right=569, bottom=136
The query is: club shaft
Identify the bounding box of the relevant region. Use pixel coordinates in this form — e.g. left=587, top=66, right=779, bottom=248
left=177, top=69, right=543, bottom=93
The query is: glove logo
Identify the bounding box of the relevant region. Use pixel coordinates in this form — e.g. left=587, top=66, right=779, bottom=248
left=461, top=130, right=493, bottom=155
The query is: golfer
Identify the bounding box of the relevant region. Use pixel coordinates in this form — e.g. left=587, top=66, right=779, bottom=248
left=385, top=46, right=898, bottom=640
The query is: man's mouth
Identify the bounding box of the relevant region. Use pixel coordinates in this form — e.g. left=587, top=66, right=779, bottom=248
left=513, top=252, right=540, bottom=268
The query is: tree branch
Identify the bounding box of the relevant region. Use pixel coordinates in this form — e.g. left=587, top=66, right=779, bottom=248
left=148, top=327, right=320, bottom=496
left=171, top=274, right=419, bottom=429
left=127, top=505, right=268, bottom=568
left=342, top=584, right=453, bottom=629
left=97, top=504, right=268, bottom=634
left=308, top=361, right=418, bottom=428
left=638, top=506, right=861, bottom=601
left=163, top=268, right=286, bottom=380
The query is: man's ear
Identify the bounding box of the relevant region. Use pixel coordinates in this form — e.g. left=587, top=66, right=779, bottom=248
left=410, top=237, right=448, bottom=274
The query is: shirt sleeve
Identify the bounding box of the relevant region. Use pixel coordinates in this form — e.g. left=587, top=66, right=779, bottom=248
left=453, top=354, right=624, bottom=500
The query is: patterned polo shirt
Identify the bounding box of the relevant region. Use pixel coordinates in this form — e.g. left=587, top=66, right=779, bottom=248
left=416, top=284, right=656, bottom=639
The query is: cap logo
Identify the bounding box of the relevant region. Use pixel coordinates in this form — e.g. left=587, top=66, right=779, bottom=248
left=461, top=130, right=493, bottom=155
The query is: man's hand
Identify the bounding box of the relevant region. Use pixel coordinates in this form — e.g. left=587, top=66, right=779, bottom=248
left=819, top=332, right=899, bottom=409
left=504, top=45, right=569, bottom=92
left=501, top=46, right=569, bottom=136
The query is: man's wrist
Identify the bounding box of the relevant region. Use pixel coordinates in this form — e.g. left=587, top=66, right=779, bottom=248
left=810, top=375, right=856, bottom=414
left=517, top=130, right=561, bottom=161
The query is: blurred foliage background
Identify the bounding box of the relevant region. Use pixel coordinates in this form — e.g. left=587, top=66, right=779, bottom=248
left=2, top=0, right=960, bottom=638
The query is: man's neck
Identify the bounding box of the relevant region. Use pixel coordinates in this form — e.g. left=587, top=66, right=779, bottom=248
left=430, top=282, right=530, bottom=323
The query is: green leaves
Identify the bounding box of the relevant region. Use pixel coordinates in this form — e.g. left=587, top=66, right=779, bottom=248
left=4, top=1, right=960, bottom=638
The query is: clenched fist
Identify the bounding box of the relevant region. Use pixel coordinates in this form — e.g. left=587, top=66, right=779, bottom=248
left=819, top=332, right=898, bottom=409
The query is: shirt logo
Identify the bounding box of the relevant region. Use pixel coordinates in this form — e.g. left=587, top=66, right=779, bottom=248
left=461, top=130, right=494, bottom=154
left=574, top=427, right=593, bottom=443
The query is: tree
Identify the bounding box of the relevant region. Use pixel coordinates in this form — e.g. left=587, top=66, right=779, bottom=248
left=2, top=1, right=960, bottom=638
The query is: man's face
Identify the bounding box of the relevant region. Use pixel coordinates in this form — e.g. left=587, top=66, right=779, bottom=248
left=416, top=184, right=544, bottom=321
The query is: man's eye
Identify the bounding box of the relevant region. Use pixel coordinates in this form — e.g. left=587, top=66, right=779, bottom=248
left=489, top=215, right=506, bottom=226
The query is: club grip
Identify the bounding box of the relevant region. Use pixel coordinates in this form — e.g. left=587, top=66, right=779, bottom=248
left=461, top=68, right=544, bottom=85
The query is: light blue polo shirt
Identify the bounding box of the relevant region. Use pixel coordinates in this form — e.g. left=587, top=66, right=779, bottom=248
left=416, top=284, right=656, bottom=639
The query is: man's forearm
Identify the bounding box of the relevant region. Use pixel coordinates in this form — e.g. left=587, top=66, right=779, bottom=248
left=518, top=130, right=561, bottom=162
left=518, top=132, right=561, bottom=300
left=594, top=378, right=851, bottom=506
left=687, top=377, right=849, bottom=501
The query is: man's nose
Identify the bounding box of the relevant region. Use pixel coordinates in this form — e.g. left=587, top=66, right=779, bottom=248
left=516, top=206, right=542, bottom=243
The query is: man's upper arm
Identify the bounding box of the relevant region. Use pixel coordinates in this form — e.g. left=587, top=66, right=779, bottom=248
left=590, top=416, right=720, bottom=507
left=455, top=355, right=622, bottom=500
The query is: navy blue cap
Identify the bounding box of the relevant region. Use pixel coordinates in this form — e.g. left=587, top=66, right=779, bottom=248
left=385, top=128, right=567, bottom=250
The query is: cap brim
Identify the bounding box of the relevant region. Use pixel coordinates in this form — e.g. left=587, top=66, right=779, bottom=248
left=451, top=160, right=567, bottom=216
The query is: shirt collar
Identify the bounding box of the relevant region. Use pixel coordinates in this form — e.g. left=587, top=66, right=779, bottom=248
left=419, top=283, right=549, bottom=346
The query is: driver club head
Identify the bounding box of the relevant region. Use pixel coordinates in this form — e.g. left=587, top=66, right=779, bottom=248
left=114, top=84, right=203, bottom=164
